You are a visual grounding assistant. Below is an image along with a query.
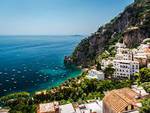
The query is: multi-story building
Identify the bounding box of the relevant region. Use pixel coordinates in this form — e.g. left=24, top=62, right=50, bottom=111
left=113, top=43, right=139, bottom=78
left=133, top=43, right=150, bottom=67
left=115, top=43, right=133, bottom=60
left=113, top=60, right=139, bottom=78
left=115, top=48, right=133, bottom=60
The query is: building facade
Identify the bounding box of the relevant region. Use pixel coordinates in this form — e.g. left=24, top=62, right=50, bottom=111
left=113, top=60, right=139, bottom=78
left=113, top=43, right=139, bottom=78
left=133, top=43, right=150, bottom=67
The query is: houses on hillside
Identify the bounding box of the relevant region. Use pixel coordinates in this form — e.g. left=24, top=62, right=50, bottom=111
left=37, top=87, right=149, bottom=113
left=37, top=100, right=103, bottom=113
left=98, top=41, right=150, bottom=79
left=87, top=39, right=150, bottom=80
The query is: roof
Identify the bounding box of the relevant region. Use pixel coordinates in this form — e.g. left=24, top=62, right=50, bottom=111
left=90, top=69, right=104, bottom=74
left=103, top=88, right=139, bottom=113
left=144, top=48, right=150, bottom=53
left=38, top=102, right=59, bottom=113
left=131, top=85, right=149, bottom=97
left=113, top=60, right=139, bottom=64
left=59, top=104, right=75, bottom=113
left=75, top=100, right=103, bottom=113
left=0, top=109, right=9, bottom=113
left=115, top=43, right=126, bottom=48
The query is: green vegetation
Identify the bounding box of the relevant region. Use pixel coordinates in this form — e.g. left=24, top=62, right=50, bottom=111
left=33, top=73, right=131, bottom=104
left=0, top=92, right=36, bottom=113
left=104, top=64, right=115, bottom=79
left=0, top=72, right=132, bottom=113
left=96, top=62, right=101, bottom=70
left=134, top=68, right=150, bottom=85
left=143, top=38, right=150, bottom=44
left=96, top=51, right=110, bottom=63
left=1, top=1, right=150, bottom=112
left=140, top=98, right=150, bottom=113
left=105, top=33, right=122, bottom=56
left=141, top=82, right=150, bottom=93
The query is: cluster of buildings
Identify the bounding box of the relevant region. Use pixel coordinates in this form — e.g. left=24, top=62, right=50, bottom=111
left=36, top=39, right=150, bottom=113
left=114, top=41, right=150, bottom=78
left=88, top=40, right=150, bottom=80
left=37, top=85, right=149, bottom=113
left=37, top=100, right=103, bottom=113
left=113, top=42, right=140, bottom=79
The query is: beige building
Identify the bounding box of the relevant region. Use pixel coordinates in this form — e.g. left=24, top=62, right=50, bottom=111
left=133, top=43, right=150, bottom=67
left=37, top=102, right=59, bottom=113
left=115, top=43, right=133, bottom=60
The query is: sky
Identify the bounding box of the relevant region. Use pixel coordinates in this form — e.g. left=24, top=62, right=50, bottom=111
left=0, top=0, right=134, bottom=35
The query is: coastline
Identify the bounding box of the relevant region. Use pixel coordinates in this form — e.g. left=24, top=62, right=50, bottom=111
left=35, top=68, right=82, bottom=95
left=0, top=35, right=85, bottom=97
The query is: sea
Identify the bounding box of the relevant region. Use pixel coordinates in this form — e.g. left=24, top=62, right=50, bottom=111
left=0, top=35, right=84, bottom=97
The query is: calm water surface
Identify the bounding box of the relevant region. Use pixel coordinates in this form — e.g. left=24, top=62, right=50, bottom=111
left=0, top=35, right=84, bottom=96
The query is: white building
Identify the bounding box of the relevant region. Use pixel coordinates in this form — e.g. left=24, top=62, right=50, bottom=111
left=88, top=69, right=104, bottom=80
left=75, top=100, right=103, bottom=113
left=113, top=60, right=139, bottom=78
left=59, top=104, right=76, bottom=113
left=115, top=42, right=126, bottom=49
left=113, top=43, right=139, bottom=78
left=131, top=85, right=149, bottom=98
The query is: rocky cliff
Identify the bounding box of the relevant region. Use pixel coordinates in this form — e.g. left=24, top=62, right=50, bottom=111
left=66, top=0, right=150, bottom=67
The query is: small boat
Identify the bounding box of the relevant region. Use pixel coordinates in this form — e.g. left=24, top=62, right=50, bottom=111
left=6, top=79, right=9, bottom=82
left=12, top=69, right=16, bottom=71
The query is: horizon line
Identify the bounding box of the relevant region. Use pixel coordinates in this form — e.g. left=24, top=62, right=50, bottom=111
left=0, top=34, right=87, bottom=37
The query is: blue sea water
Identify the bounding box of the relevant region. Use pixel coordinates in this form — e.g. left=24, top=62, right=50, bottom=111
left=0, top=35, right=84, bottom=97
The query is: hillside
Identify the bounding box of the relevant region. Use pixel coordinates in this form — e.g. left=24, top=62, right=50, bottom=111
left=67, top=0, right=150, bottom=67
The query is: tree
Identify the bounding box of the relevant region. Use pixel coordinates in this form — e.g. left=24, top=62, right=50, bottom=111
left=96, top=62, right=101, bottom=70
left=141, top=82, right=150, bottom=93
left=104, top=64, right=115, bottom=79
left=134, top=68, right=150, bottom=85
left=140, top=98, right=150, bottom=113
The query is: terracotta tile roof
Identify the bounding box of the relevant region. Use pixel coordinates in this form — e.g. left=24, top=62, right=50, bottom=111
left=103, top=88, right=139, bottom=113
left=144, top=48, right=150, bottom=53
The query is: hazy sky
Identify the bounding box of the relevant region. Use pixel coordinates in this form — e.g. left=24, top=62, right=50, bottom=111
left=0, top=0, right=133, bottom=35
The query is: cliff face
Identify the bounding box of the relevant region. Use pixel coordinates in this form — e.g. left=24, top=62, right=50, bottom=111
left=69, top=0, right=150, bottom=67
